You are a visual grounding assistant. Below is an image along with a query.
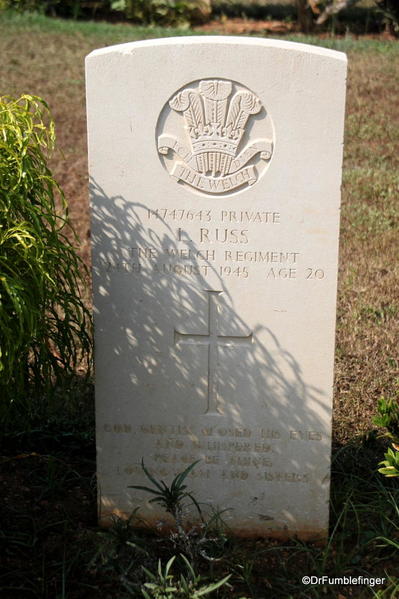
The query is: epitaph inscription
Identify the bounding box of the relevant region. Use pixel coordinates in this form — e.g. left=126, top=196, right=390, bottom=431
left=157, top=79, right=274, bottom=194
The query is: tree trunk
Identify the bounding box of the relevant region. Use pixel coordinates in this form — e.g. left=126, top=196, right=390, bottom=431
left=296, top=0, right=314, bottom=32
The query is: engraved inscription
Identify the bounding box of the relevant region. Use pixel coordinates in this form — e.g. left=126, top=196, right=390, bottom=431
left=147, top=209, right=281, bottom=224
left=174, top=290, right=253, bottom=414
left=290, top=431, right=323, bottom=441
left=157, top=79, right=274, bottom=195
left=95, top=202, right=337, bottom=283
left=109, top=424, right=318, bottom=487
left=96, top=203, right=333, bottom=282
left=100, top=239, right=316, bottom=282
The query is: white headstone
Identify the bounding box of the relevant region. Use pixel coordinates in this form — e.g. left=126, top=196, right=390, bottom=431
left=86, top=37, right=347, bottom=540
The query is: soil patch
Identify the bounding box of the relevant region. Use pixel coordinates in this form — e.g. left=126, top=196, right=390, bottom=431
left=195, top=17, right=295, bottom=34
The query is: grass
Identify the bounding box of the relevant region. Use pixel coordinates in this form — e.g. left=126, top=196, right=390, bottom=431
left=0, top=8, right=398, bottom=599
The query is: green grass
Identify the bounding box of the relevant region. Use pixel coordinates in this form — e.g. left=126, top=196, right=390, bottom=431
left=0, top=9, right=197, bottom=38
left=0, top=9, right=398, bottom=53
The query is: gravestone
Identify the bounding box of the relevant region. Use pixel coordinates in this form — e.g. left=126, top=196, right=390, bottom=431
left=86, top=37, right=347, bottom=539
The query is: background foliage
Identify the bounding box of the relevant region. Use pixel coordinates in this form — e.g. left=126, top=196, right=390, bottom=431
left=0, top=0, right=398, bottom=33
left=1, top=0, right=211, bottom=26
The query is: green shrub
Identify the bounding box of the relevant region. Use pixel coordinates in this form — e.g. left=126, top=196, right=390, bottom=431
left=374, top=396, right=399, bottom=441
left=1, top=0, right=211, bottom=25
left=1, top=0, right=105, bottom=19
left=374, top=396, right=399, bottom=478
left=110, top=0, right=211, bottom=26
left=378, top=446, right=399, bottom=478
left=0, top=95, right=91, bottom=421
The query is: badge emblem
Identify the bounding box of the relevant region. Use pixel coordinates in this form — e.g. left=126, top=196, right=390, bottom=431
left=157, top=78, right=274, bottom=195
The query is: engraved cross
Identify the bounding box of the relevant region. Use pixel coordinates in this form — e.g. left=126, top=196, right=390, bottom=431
left=174, top=290, right=253, bottom=414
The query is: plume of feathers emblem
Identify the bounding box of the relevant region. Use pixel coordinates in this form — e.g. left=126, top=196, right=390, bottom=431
left=168, top=79, right=264, bottom=177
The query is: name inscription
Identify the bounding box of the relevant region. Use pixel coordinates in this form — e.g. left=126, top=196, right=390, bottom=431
left=97, top=204, right=327, bottom=281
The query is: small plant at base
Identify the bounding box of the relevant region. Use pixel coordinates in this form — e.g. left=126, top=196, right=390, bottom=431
left=89, top=511, right=148, bottom=577
left=168, top=506, right=230, bottom=566
left=129, top=459, right=202, bottom=538
left=141, top=554, right=231, bottom=599
left=129, top=460, right=229, bottom=562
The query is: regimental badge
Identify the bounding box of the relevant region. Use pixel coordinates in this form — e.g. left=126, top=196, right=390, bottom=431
left=157, top=78, right=274, bottom=195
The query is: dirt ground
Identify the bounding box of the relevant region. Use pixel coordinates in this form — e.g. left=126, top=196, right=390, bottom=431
left=195, top=17, right=397, bottom=37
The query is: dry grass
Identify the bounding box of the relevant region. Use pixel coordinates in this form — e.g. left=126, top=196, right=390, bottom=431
left=0, top=13, right=398, bottom=438
left=336, top=51, right=399, bottom=441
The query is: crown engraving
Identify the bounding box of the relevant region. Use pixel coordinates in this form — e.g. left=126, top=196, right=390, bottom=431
left=157, top=78, right=273, bottom=194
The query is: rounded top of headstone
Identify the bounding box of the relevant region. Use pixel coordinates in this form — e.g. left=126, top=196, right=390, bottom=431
left=86, top=36, right=347, bottom=64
